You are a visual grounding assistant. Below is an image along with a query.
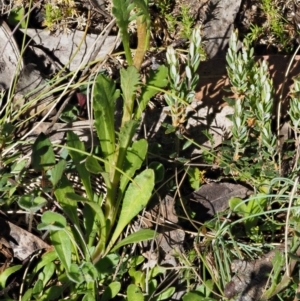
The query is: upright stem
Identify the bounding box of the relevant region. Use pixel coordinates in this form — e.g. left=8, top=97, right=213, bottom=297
left=133, top=16, right=149, bottom=71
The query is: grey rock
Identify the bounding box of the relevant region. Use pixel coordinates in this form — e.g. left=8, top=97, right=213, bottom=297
left=203, top=0, right=242, bottom=58
left=188, top=182, right=252, bottom=221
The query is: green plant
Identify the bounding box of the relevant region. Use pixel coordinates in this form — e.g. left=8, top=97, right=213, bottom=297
left=246, top=23, right=264, bottom=43
left=14, top=4, right=171, bottom=297
left=168, top=28, right=300, bottom=300
left=43, top=0, right=79, bottom=31
left=179, top=4, right=194, bottom=39
left=246, top=0, right=293, bottom=51
left=229, top=194, right=268, bottom=243
left=15, top=68, right=165, bottom=299
left=154, top=0, right=195, bottom=39
left=197, top=30, right=300, bottom=300
left=85, top=69, right=158, bottom=260
left=164, top=26, right=202, bottom=133
left=261, top=0, right=289, bottom=47
left=220, top=30, right=277, bottom=184
left=7, top=6, right=26, bottom=28
left=112, top=0, right=151, bottom=71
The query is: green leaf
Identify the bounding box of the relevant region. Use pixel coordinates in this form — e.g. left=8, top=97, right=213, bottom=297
left=246, top=194, right=267, bottom=216
left=67, top=263, right=84, bottom=284
left=118, top=120, right=139, bottom=152
left=83, top=293, right=95, bottom=301
left=153, top=286, right=175, bottom=300
left=120, top=139, right=148, bottom=192
left=120, top=66, right=140, bottom=123
left=94, top=74, right=119, bottom=165
left=147, top=280, right=157, bottom=297
left=95, top=253, right=120, bottom=278
left=80, top=262, right=98, bottom=283
left=272, top=249, right=284, bottom=267
left=83, top=204, right=97, bottom=245
left=77, top=200, right=106, bottom=263
left=40, top=262, right=56, bottom=287
left=127, top=284, right=144, bottom=301
left=8, top=7, right=26, bottom=27
left=129, top=268, right=145, bottom=288
left=183, top=292, right=215, bottom=301
left=40, top=286, right=64, bottom=301
left=32, top=279, right=43, bottom=297
left=107, top=169, right=154, bottom=253
left=112, top=0, right=131, bottom=36
left=31, top=133, right=55, bottom=171
left=54, top=175, right=80, bottom=229
left=131, top=255, right=145, bottom=267
left=245, top=194, right=267, bottom=230
left=66, top=192, right=89, bottom=202
left=115, top=120, right=139, bottom=187
left=11, top=158, right=26, bottom=173
left=21, top=288, right=33, bottom=301
left=0, top=265, right=22, bottom=288
left=101, top=281, right=121, bottom=301
left=121, top=66, right=140, bottom=103
left=111, top=229, right=157, bottom=252
left=51, top=212, right=68, bottom=226
left=67, top=131, right=93, bottom=200
left=50, top=230, right=72, bottom=271
left=149, top=161, right=164, bottom=183
left=150, top=266, right=166, bottom=278
left=49, top=160, right=66, bottom=187
left=60, top=103, right=79, bottom=122
left=38, top=223, right=63, bottom=232
left=112, top=0, right=133, bottom=65
left=132, top=0, right=151, bottom=26
left=18, top=195, right=47, bottom=212
left=38, top=211, right=67, bottom=231
left=187, top=167, right=200, bottom=190
left=86, top=156, right=103, bottom=174
left=32, top=251, right=57, bottom=275
left=228, top=197, right=247, bottom=216
left=182, top=138, right=193, bottom=150
left=136, top=66, right=168, bottom=119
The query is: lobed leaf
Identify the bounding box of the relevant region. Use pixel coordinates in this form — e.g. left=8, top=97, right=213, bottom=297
left=186, top=167, right=200, bottom=190
left=127, top=284, right=144, bottom=301
left=38, top=211, right=67, bottom=231
left=49, top=160, right=66, bottom=187
left=100, top=281, right=121, bottom=301
left=111, top=229, right=157, bottom=252
left=106, top=169, right=154, bottom=253
left=121, top=66, right=140, bottom=125
left=31, top=133, right=55, bottom=171
left=67, top=131, right=93, bottom=200
left=135, top=65, right=168, bottom=119
left=115, top=120, right=139, bottom=186
left=120, top=139, right=148, bottom=192
left=94, top=74, right=119, bottom=165
left=50, top=230, right=72, bottom=272
left=54, top=175, right=80, bottom=229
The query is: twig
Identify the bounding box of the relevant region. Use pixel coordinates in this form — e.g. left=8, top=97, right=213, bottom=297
left=89, top=0, right=111, bottom=19
left=0, top=277, right=18, bottom=296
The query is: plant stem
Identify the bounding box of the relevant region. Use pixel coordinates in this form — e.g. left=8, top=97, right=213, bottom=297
left=133, top=16, right=149, bottom=71
left=122, top=31, right=133, bottom=66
